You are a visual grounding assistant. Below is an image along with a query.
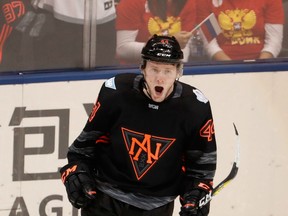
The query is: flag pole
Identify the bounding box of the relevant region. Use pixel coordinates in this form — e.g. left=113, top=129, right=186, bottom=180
left=190, top=13, right=215, bottom=34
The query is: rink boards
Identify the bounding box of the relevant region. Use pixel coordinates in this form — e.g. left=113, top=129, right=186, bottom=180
left=0, top=68, right=288, bottom=216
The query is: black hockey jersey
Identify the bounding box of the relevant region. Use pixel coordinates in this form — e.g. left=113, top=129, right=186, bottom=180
left=68, top=73, right=217, bottom=196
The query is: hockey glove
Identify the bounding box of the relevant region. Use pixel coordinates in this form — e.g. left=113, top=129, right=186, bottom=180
left=179, top=181, right=213, bottom=216
left=60, top=162, right=97, bottom=209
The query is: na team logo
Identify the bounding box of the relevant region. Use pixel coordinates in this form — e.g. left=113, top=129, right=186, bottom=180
left=121, top=127, right=176, bottom=180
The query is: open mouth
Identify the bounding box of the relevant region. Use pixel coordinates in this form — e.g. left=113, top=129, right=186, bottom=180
left=155, top=86, right=164, bottom=93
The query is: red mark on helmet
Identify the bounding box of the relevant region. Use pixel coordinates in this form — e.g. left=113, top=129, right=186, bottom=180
left=161, top=39, right=169, bottom=44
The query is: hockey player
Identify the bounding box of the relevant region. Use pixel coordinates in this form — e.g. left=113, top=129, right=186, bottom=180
left=0, top=0, right=35, bottom=69
left=60, top=35, right=217, bottom=216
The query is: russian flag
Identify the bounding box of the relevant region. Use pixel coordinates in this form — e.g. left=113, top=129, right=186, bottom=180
left=192, top=13, right=222, bottom=44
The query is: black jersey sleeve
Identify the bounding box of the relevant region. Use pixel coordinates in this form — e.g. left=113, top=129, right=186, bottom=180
left=67, top=76, right=122, bottom=163
left=1, top=0, right=35, bottom=27
left=66, top=74, right=138, bottom=164
left=181, top=87, right=217, bottom=193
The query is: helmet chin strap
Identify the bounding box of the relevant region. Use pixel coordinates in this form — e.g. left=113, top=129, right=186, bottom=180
left=143, top=80, right=152, bottom=99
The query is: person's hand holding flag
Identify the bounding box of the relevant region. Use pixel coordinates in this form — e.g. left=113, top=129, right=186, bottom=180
left=191, top=13, right=222, bottom=44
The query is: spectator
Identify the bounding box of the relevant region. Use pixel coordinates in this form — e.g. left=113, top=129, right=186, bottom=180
left=115, top=0, right=196, bottom=64
left=0, top=0, right=37, bottom=72
left=0, top=0, right=117, bottom=72
left=279, top=0, right=288, bottom=57
left=197, top=0, right=285, bottom=61
left=35, top=0, right=117, bottom=68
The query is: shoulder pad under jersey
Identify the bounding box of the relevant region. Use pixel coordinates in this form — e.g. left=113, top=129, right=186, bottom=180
left=104, top=73, right=141, bottom=91
left=180, top=82, right=209, bottom=104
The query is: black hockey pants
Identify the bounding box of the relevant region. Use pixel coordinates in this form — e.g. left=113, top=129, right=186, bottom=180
left=81, top=190, right=174, bottom=216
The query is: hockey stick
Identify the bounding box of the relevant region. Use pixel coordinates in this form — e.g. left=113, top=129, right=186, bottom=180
left=198, top=123, right=240, bottom=208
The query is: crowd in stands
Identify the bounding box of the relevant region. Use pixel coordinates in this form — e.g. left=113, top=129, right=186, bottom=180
left=0, top=0, right=286, bottom=72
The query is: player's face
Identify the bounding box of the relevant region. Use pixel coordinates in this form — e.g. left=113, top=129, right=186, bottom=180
left=143, top=61, right=180, bottom=102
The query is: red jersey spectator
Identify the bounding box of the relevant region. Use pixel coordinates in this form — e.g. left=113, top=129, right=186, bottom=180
left=197, top=0, right=285, bottom=61
left=116, top=0, right=197, bottom=64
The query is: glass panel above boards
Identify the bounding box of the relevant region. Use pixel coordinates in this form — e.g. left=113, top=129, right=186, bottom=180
left=0, top=0, right=287, bottom=73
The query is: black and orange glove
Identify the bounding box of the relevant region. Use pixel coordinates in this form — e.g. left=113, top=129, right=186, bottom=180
left=179, top=181, right=213, bottom=216
left=60, top=162, right=97, bottom=209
